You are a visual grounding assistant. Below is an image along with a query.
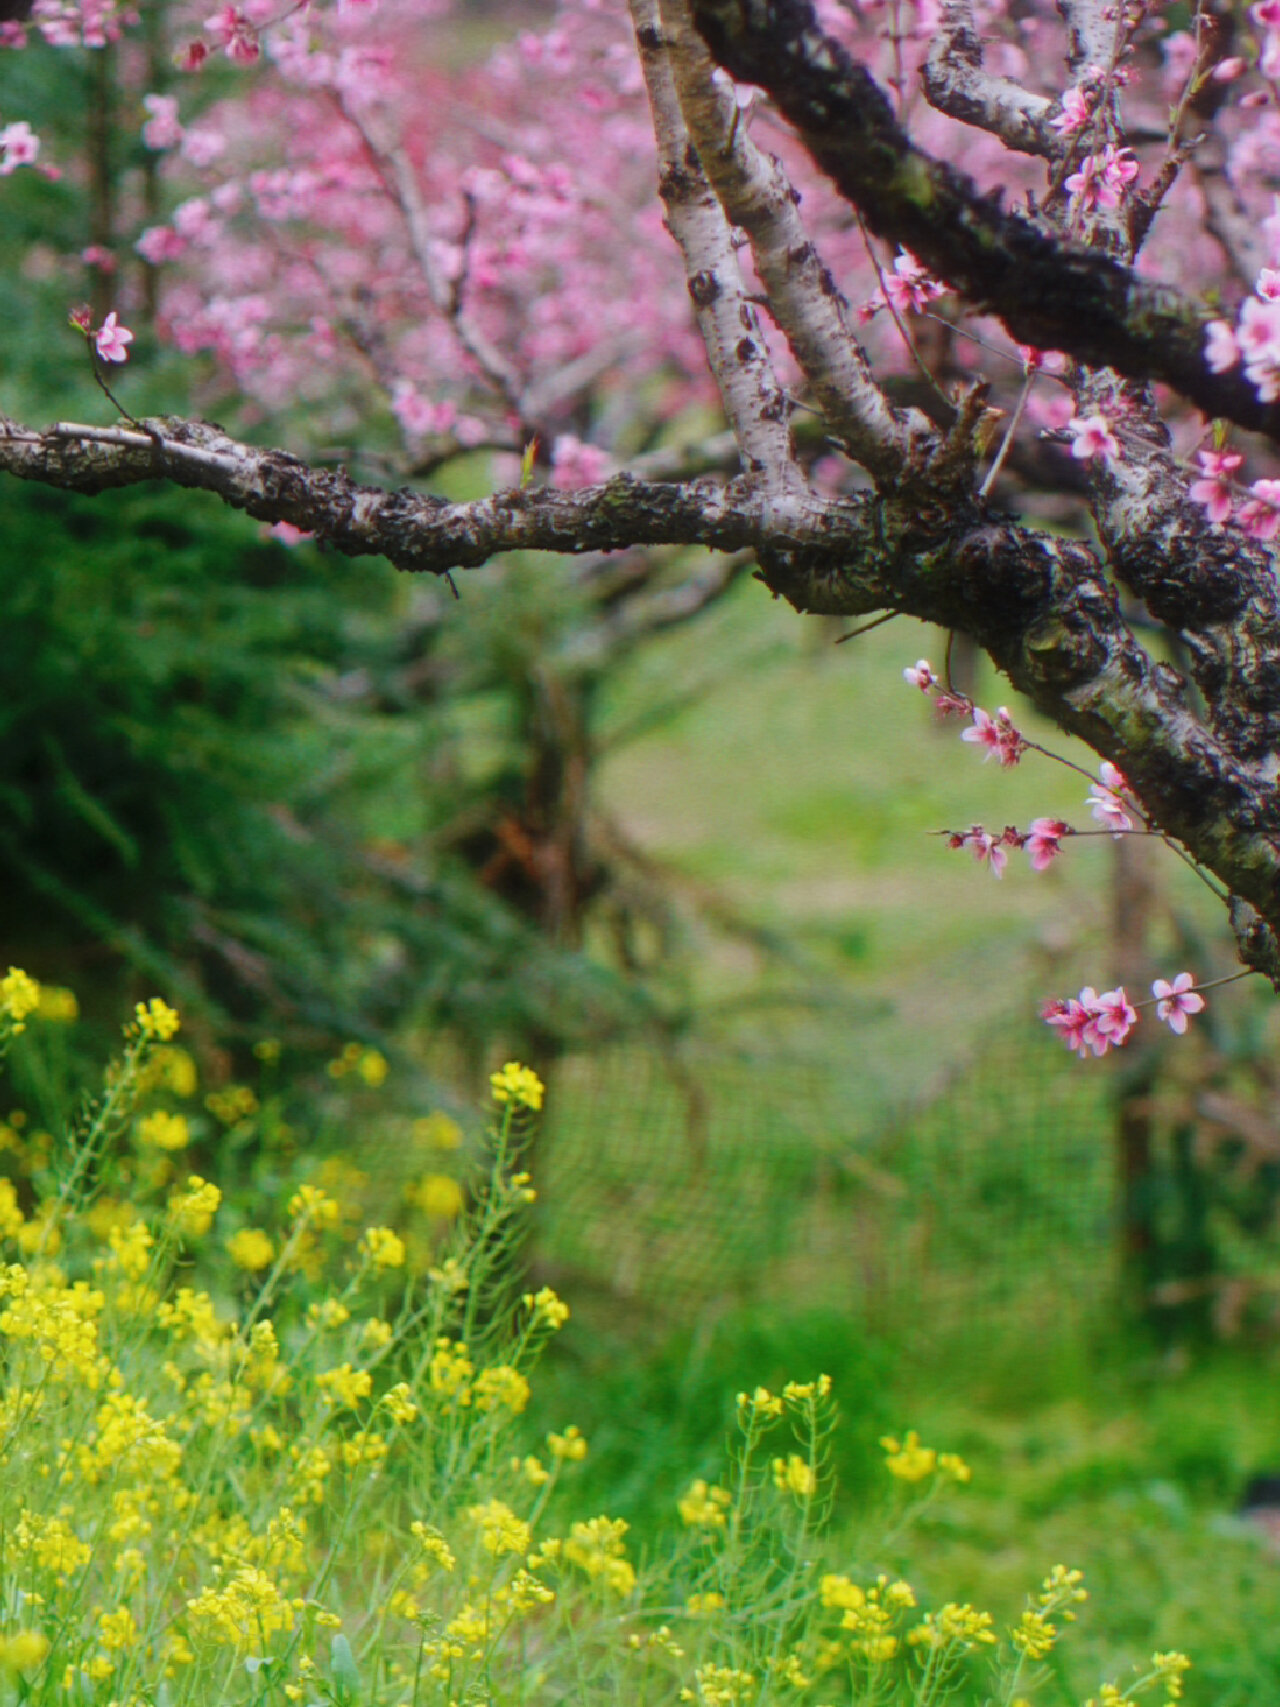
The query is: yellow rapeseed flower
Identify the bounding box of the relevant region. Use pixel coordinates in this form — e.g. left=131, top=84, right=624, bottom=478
left=36, top=985, right=77, bottom=1022
left=411, top=1174, right=464, bottom=1219
left=137, top=1110, right=190, bottom=1151
left=0, top=1630, right=50, bottom=1672
left=881, top=1430, right=937, bottom=1482
left=287, top=1184, right=341, bottom=1229
left=467, top=1499, right=530, bottom=1557
left=355, top=1048, right=387, bottom=1087
left=167, top=1176, right=221, bottom=1237
left=134, top=998, right=180, bottom=1041
left=489, top=1062, right=544, bottom=1110
left=205, top=1084, right=258, bottom=1126
left=316, top=1363, right=373, bottom=1410
left=227, top=1227, right=275, bottom=1271
left=1, top=968, right=41, bottom=1028
left=1011, top=1609, right=1057, bottom=1660
left=772, top=1454, right=817, bottom=1497
left=524, top=1285, right=570, bottom=1329
left=413, top=1111, right=463, bottom=1150
left=737, top=1385, right=784, bottom=1419
left=382, top=1382, right=418, bottom=1425
left=473, top=1364, right=530, bottom=1413
left=548, top=1424, right=588, bottom=1462
left=358, top=1225, right=405, bottom=1270
left=678, top=1479, right=732, bottom=1527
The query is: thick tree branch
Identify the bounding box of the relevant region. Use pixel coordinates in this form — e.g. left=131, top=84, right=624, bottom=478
left=3, top=406, right=1280, bottom=976
left=1074, top=373, right=1280, bottom=766
left=688, top=0, right=1280, bottom=444
left=656, top=0, right=927, bottom=481
left=631, top=0, right=801, bottom=490
left=922, top=0, right=1056, bottom=158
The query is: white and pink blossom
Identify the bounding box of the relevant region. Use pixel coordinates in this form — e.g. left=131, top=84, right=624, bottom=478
left=1238, top=478, right=1280, bottom=541
left=903, top=658, right=936, bottom=691
left=0, top=120, right=39, bottom=175
left=961, top=705, right=1024, bottom=767
left=1152, top=972, right=1207, bottom=1035
left=1086, top=762, right=1134, bottom=834
left=141, top=93, right=182, bottom=151
left=1189, top=448, right=1243, bottom=525
left=1049, top=85, right=1091, bottom=134
left=93, top=310, right=133, bottom=363
left=1204, top=320, right=1240, bottom=374
left=1066, top=412, right=1120, bottom=464
left=1025, top=817, right=1068, bottom=871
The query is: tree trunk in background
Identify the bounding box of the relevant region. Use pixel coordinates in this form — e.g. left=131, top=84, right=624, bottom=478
left=1111, top=832, right=1158, bottom=1323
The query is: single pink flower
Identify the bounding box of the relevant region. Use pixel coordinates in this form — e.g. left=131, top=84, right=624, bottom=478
left=550, top=434, right=615, bottom=490
left=1066, top=412, right=1120, bottom=463
left=0, top=119, right=39, bottom=175
left=1025, top=816, right=1068, bottom=871
left=1189, top=447, right=1243, bottom=525
left=1049, top=85, right=1091, bottom=134
left=903, top=658, right=936, bottom=691
left=1152, top=972, right=1206, bottom=1035
left=1094, top=986, right=1137, bottom=1047
left=961, top=706, right=1002, bottom=759
left=174, top=39, right=210, bottom=71
left=1044, top=996, right=1094, bottom=1056
left=94, top=310, right=134, bottom=363
left=1086, top=762, right=1134, bottom=834
left=1238, top=478, right=1280, bottom=541
left=882, top=249, right=948, bottom=316
left=1204, top=320, right=1240, bottom=373
left=966, top=828, right=1007, bottom=878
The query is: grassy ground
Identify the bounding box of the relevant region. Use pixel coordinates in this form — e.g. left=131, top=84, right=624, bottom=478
left=514, top=578, right=1280, bottom=1702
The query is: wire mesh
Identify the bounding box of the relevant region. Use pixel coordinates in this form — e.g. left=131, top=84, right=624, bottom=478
left=538, top=1023, right=1118, bottom=1352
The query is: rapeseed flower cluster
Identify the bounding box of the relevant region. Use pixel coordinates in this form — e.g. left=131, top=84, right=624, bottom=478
left=0, top=982, right=1197, bottom=1707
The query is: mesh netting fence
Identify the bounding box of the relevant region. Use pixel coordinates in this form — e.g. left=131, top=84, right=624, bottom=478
left=537, top=1022, right=1119, bottom=1354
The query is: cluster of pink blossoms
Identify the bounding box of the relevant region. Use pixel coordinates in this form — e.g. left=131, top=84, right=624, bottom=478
left=905, top=662, right=1140, bottom=880
left=906, top=661, right=1209, bottom=1057
left=1063, top=144, right=1139, bottom=219
left=1044, top=974, right=1206, bottom=1057
left=946, top=818, right=1067, bottom=877
left=1205, top=264, right=1280, bottom=428
left=860, top=249, right=949, bottom=321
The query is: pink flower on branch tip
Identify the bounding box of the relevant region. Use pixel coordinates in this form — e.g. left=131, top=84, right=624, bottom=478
left=903, top=658, right=936, bottom=691
left=93, top=311, right=133, bottom=363
left=1152, top=972, right=1206, bottom=1034
left=961, top=705, right=1025, bottom=767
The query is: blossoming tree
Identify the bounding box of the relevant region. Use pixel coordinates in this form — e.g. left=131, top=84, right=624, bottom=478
left=5, top=0, right=1280, bottom=1047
